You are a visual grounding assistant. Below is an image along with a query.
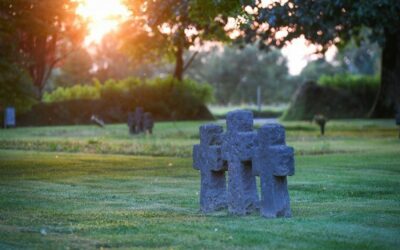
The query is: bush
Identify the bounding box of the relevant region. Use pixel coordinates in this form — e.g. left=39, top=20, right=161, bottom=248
left=20, top=76, right=214, bottom=126
left=43, top=76, right=213, bottom=105
left=43, top=84, right=100, bottom=102
left=283, top=74, right=392, bottom=120
left=318, top=74, right=379, bottom=92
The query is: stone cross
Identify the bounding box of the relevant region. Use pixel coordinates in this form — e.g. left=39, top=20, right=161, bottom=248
left=133, top=107, right=144, bottom=133
left=127, top=112, right=135, bottom=134
left=221, top=110, right=259, bottom=215
left=253, top=124, right=295, bottom=218
left=128, top=107, right=152, bottom=134
left=143, top=112, right=154, bottom=134
left=193, top=124, right=227, bottom=212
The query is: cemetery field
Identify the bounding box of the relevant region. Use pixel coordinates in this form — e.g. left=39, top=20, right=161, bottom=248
left=0, top=120, right=399, bottom=249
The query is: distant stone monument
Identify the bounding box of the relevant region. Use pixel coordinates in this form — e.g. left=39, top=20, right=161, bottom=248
left=192, top=109, right=295, bottom=218
left=127, top=112, right=136, bottom=134
left=193, top=124, right=227, bottom=212
left=128, top=107, right=154, bottom=134
left=143, top=112, right=154, bottom=134
left=4, top=107, right=16, bottom=128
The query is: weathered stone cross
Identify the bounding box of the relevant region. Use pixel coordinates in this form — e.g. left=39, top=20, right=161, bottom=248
left=253, top=124, right=294, bottom=218
left=221, top=110, right=259, bottom=215
left=193, top=124, right=227, bottom=212
left=192, top=110, right=295, bottom=218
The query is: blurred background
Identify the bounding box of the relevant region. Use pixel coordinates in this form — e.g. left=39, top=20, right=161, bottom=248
left=0, top=0, right=398, bottom=126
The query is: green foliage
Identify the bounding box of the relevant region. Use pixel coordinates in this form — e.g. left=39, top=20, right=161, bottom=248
left=242, top=0, right=400, bottom=50
left=283, top=75, right=383, bottom=120
left=121, top=0, right=237, bottom=60
left=241, top=0, right=400, bottom=116
left=34, top=76, right=213, bottom=125
left=297, top=59, right=345, bottom=82
left=120, top=0, right=241, bottom=79
left=43, top=84, right=101, bottom=103
left=43, top=76, right=213, bottom=105
left=0, top=61, right=37, bottom=112
left=146, top=76, right=214, bottom=104
left=0, top=0, right=86, bottom=98
left=187, top=45, right=297, bottom=104
left=53, top=48, right=93, bottom=87
left=296, top=40, right=381, bottom=83
left=318, top=74, right=380, bottom=91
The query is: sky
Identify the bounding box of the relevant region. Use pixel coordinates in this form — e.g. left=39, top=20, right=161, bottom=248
left=75, top=0, right=130, bottom=45
left=75, top=0, right=336, bottom=75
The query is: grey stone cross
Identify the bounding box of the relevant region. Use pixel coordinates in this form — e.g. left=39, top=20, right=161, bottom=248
left=253, top=124, right=295, bottom=218
left=133, top=107, right=144, bottom=133
left=221, top=110, right=259, bottom=215
left=193, top=124, right=227, bottom=212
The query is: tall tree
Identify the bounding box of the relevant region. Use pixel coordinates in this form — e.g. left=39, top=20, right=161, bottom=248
left=241, top=0, right=400, bottom=117
left=53, top=47, right=93, bottom=87
left=0, top=2, right=35, bottom=111
left=187, top=45, right=295, bottom=104
left=120, top=0, right=241, bottom=81
left=0, top=0, right=85, bottom=99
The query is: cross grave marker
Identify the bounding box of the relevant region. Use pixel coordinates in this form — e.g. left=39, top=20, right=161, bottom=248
left=193, top=124, right=227, bottom=212
left=221, top=110, right=259, bottom=215
left=253, top=124, right=295, bottom=218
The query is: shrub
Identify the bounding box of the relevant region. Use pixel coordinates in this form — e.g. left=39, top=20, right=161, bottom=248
left=283, top=75, right=388, bottom=120
left=43, top=84, right=100, bottom=103
left=22, top=76, right=214, bottom=126
left=43, top=76, right=213, bottom=105
left=318, top=74, right=379, bottom=92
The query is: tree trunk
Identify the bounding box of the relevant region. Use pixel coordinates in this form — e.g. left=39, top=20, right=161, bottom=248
left=368, top=31, right=400, bottom=118
left=173, top=43, right=184, bottom=81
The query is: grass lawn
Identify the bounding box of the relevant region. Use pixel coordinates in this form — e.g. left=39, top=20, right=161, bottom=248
left=0, top=119, right=399, bottom=249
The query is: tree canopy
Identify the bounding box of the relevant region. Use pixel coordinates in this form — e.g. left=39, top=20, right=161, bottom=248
left=0, top=0, right=86, bottom=99
left=241, top=0, right=400, bottom=117
left=120, top=0, right=242, bottom=80
left=187, top=45, right=296, bottom=104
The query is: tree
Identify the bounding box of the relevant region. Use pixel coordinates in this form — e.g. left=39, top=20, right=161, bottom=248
left=337, top=40, right=381, bottom=76
left=53, top=47, right=93, bottom=87
left=0, top=57, right=36, bottom=112
left=90, top=32, right=155, bottom=82
left=241, top=0, right=400, bottom=117
left=296, top=39, right=381, bottom=83
left=187, top=44, right=296, bottom=104
left=0, top=0, right=85, bottom=99
left=120, top=0, right=242, bottom=81
left=297, top=58, right=345, bottom=83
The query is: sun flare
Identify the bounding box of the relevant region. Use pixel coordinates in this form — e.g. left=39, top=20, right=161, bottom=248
left=75, top=0, right=130, bottom=45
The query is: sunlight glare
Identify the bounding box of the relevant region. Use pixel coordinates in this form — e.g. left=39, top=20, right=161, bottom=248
left=282, top=36, right=337, bottom=75
left=76, top=0, right=130, bottom=45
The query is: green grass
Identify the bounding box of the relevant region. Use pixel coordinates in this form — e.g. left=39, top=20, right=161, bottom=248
left=0, top=120, right=399, bottom=249
left=0, top=119, right=397, bottom=157
left=209, top=104, right=288, bottom=116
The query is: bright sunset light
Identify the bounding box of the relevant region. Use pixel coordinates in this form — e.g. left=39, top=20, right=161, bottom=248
left=75, top=0, right=130, bottom=45
left=74, top=0, right=334, bottom=74
left=281, top=36, right=338, bottom=75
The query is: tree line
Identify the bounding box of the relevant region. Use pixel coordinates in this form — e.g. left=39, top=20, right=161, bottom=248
left=0, top=0, right=399, bottom=116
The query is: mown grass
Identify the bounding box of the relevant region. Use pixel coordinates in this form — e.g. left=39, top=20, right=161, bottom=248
left=0, top=119, right=398, bottom=157
left=0, top=119, right=399, bottom=249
